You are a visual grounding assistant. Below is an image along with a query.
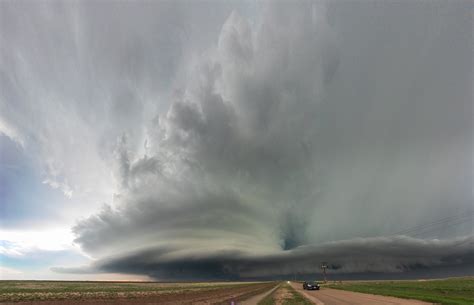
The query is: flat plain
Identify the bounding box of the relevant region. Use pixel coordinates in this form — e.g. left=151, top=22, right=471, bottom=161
left=0, top=280, right=276, bottom=304
left=2, top=277, right=473, bottom=305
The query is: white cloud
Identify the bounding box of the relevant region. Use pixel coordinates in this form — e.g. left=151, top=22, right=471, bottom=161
left=0, top=229, right=76, bottom=256
left=0, top=119, right=25, bottom=147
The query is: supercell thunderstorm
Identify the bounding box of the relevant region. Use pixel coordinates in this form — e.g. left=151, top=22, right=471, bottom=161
left=1, top=1, right=472, bottom=280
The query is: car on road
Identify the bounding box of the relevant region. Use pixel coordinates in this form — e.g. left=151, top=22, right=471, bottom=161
left=303, top=281, right=320, bottom=290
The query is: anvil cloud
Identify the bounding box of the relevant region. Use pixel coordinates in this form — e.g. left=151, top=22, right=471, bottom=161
left=1, top=1, right=472, bottom=280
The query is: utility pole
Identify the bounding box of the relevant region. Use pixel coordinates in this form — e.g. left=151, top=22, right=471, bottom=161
left=320, top=262, right=328, bottom=283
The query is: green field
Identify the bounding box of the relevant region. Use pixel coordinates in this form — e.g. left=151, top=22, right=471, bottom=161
left=327, top=277, right=474, bottom=305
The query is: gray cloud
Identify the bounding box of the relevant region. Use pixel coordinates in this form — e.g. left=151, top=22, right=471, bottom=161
left=0, top=0, right=245, bottom=224
left=71, top=1, right=338, bottom=264
left=67, top=1, right=473, bottom=279
left=56, top=235, right=474, bottom=280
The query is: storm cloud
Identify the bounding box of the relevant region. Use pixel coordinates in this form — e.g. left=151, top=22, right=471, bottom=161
left=72, top=2, right=337, bottom=259
left=52, top=235, right=474, bottom=280
left=68, top=1, right=473, bottom=279
left=1, top=0, right=472, bottom=280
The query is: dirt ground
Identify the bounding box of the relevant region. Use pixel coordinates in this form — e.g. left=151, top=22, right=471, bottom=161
left=0, top=283, right=276, bottom=305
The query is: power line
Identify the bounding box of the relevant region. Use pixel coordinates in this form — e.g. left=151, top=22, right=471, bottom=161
left=390, top=210, right=474, bottom=237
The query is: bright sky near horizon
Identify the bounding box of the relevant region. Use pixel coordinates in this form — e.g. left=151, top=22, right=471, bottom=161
left=0, top=0, right=472, bottom=280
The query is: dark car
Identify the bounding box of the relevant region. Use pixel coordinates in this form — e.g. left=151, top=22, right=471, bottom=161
left=303, top=281, right=320, bottom=290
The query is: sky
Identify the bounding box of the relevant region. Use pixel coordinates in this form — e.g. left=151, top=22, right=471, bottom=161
left=0, top=0, right=472, bottom=280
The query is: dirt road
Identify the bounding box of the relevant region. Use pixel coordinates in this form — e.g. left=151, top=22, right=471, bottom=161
left=290, top=282, right=433, bottom=305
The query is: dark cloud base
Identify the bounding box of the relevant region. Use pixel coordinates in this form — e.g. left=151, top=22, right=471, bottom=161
left=54, top=235, right=474, bottom=280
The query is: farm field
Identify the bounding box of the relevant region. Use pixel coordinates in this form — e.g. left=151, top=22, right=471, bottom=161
left=327, top=277, right=474, bottom=305
left=0, top=280, right=276, bottom=304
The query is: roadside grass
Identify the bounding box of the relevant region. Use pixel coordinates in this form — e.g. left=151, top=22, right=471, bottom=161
left=0, top=281, right=259, bottom=302
left=257, top=291, right=275, bottom=305
left=327, top=277, right=474, bottom=305
left=284, top=284, right=314, bottom=305
left=258, top=283, right=312, bottom=305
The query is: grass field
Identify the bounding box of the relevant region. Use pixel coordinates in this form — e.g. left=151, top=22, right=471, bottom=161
left=327, top=277, right=474, bottom=305
left=0, top=280, right=261, bottom=302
